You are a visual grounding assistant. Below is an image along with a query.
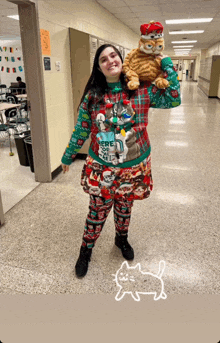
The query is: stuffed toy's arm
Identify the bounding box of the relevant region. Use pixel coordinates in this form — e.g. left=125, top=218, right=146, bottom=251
left=122, top=50, right=132, bottom=75
left=122, top=49, right=140, bottom=90
left=148, top=57, right=181, bottom=108
left=61, top=93, right=92, bottom=165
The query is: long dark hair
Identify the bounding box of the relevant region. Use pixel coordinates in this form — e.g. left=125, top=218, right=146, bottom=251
left=77, top=44, right=132, bottom=111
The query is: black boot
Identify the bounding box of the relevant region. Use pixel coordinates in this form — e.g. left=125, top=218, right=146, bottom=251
left=115, top=233, right=134, bottom=260
left=75, top=245, right=92, bottom=278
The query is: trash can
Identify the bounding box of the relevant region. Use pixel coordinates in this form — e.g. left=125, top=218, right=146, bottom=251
left=14, top=130, right=31, bottom=166
left=24, top=136, right=34, bottom=173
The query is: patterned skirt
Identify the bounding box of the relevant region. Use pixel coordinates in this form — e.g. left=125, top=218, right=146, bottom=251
left=80, top=154, right=153, bottom=201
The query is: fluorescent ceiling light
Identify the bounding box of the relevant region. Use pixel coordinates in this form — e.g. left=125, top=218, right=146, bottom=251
left=7, top=15, right=19, bottom=20
left=166, top=18, right=213, bottom=24
left=173, top=45, right=194, bottom=48
left=170, top=30, right=204, bottom=34
left=174, top=48, right=191, bottom=51
left=172, top=40, right=197, bottom=43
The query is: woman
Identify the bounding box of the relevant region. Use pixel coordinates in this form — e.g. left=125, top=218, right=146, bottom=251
left=61, top=44, right=181, bottom=278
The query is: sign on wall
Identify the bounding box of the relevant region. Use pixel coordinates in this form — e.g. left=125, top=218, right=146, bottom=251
left=44, top=57, right=51, bottom=71
left=40, top=29, right=51, bottom=56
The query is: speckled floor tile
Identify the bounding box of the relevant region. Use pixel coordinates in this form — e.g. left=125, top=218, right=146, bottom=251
left=0, top=136, right=39, bottom=213
left=0, top=81, right=220, bottom=295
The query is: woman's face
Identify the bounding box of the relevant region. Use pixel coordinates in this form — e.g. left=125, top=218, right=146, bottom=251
left=98, top=47, right=122, bottom=82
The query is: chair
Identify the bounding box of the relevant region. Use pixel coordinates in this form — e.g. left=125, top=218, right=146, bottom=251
left=0, top=85, right=7, bottom=102
left=6, top=93, right=18, bottom=104
left=5, top=92, right=29, bottom=130
left=6, top=93, right=27, bottom=112
left=5, top=107, right=29, bottom=132
left=0, top=122, right=14, bottom=156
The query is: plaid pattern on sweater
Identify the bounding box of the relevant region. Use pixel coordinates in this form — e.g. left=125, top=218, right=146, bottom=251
left=61, top=57, right=181, bottom=167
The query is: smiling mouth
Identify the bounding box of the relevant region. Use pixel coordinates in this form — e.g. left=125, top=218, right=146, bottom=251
left=108, top=65, right=117, bottom=70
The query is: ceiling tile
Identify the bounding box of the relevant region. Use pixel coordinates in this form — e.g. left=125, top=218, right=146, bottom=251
left=129, top=5, right=161, bottom=12
left=137, top=14, right=164, bottom=20
left=158, top=0, right=208, bottom=3
left=97, top=0, right=126, bottom=5
left=0, top=0, right=219, bottom=51
left=114, top=13, right=138, bottom=19
left=111, top=7, right=132, bottom=14
left=102, top=5, right=132, bottom=13
left=124, top=0, right=156, bottom=5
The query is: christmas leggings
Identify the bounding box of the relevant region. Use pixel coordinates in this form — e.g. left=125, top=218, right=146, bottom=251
left=81, top=195, right=134, bottom=249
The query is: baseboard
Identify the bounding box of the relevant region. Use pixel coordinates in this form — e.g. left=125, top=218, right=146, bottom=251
left=0, top=190, right=5, bottom=227
left=178, top=80, right=198, bottom=82
left=76, top=153, right=87, bottom=160
left=52, top=165, right=63, bottom=180
left=51, top=154, right=88, bottom=180
left=198, top=85, right=209, bottom=97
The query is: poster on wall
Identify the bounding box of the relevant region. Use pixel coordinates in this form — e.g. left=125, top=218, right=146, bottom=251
left=0, top=44, right=25, bottom=86
left=40, top=29, right=51, bottom=56
left=44, top=57, right=51, bottom=71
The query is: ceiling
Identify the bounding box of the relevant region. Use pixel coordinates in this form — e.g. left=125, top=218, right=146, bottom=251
left=0, top=1, right=20, bottom=42
left=96, top=0, right=220, bottom=55
left=1, top=0, right=220, bottom=55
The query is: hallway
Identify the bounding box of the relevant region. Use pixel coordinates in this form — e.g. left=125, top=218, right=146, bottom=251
left=0, top=81, right=220, bottom=295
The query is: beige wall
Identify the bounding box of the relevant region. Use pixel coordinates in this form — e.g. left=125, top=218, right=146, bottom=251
left=194, top=53, right=201, bottom=81
left=218, top=77, right=220, bottom=98
left=198, top=44, right=220, bottom=98
left=36, top=0, right=139, bottom=172
left=206, top=43, right=220, bottom=57
left=0, top=39, right=25, bottom=87
left=206, top=43, right=220, bottom=98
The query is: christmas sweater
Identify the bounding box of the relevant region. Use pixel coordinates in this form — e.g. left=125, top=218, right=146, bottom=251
left=61, top=57, right=181, bottom=168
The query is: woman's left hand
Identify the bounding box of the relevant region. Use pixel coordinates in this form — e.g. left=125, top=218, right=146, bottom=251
left=62, top=164, right=70, bottom=173
left=156, top=54, right=168, bottom=60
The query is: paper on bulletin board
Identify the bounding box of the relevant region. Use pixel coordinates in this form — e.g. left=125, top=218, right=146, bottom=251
left=40, top=29, right=51, bottom=56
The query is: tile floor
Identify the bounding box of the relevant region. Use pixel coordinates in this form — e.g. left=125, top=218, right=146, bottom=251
left=0, top=81, right=220, bottom=295
left=0, top=124, right=39, bottom=213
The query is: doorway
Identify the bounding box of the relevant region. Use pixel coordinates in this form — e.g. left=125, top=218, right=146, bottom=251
left=173, top=58, right=196, bottom=82
left=0, top=0, right=51, bottom=222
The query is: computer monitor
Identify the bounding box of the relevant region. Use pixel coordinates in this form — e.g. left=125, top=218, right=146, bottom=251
left=10, top=82, right=19, bottom=87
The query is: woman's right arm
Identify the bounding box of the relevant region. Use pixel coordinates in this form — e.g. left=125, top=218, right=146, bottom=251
left=61, top=92, right=92, bottom=168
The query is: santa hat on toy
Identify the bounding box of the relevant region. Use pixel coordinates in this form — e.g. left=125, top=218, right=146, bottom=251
left=140, top=21, right=164, bottom=40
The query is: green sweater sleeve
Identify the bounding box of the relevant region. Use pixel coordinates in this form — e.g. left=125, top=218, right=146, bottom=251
left=148, top=57, right=181, bottom=108
left=61, top=93, right=92, bottom=165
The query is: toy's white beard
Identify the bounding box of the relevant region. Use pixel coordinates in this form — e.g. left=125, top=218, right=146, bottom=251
left=154, top=48, right=164, bottom=55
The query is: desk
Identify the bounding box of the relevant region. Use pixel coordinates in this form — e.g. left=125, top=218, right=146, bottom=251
left=0, top=103, right=21, bottom=110
left=16, top=94, right=27, bottom=99
left=0, top=103, right=21, bottom=123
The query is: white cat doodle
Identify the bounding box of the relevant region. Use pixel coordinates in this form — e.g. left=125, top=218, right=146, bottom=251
left=112, top=260, right=167, bottom=301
